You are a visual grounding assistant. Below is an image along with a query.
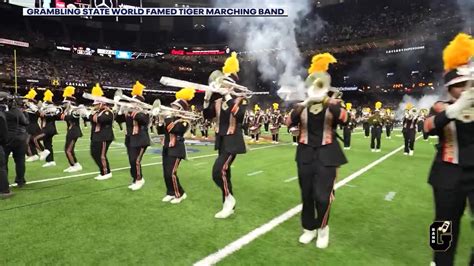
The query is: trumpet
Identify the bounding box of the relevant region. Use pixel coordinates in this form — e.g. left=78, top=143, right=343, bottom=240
left=38, top=102, right=62, bottom=116
left=150, top=100, right=201, bottom=120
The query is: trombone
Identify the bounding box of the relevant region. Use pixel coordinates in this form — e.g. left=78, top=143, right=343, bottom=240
left=151, top=99, right=201, bottom=120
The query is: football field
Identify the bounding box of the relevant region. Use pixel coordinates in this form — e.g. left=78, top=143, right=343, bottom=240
left=1, top=125, right=471, bottom=265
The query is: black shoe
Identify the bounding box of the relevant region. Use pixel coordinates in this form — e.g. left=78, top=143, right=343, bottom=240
left=0, top=191, right=14, bottom=199
left=16, top=182, right=26, bottom=188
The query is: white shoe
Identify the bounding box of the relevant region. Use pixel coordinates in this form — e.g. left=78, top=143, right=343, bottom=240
left=170, top=193, right=187, bottom=204
left=298, top=229, right=317, bottom=244
left=63, top=166, right=73, bottom=172
left=409, top=151, right=414, bottom=156
left=215, top=195, right=236, bottom=219
left=275, top=141, right=279, bottom=144
left=376, top=149, right=381, bottom=152
left=371, top=149, right=376, bottom=152
left=430, top=262, right=436, bottom=266
left=403, top=152, right=408, bottom=155
left=128, top=182, right=135, bottom=189
left=130, top=178, right=145, bottom=191
left=26, top=155, right=40, bottom=162
left=69, top=163, right=83, bottom=172
left=39, top=150, right=50, bottom=161
left=42, top=161, right=56, bottom=168
left=316, top=226, right=329, bottom=249
left=162, top=195, right=175, bottom=202
left=95, top=173, right=112, bottom=180
left=292, top=142, right=298, bottom=146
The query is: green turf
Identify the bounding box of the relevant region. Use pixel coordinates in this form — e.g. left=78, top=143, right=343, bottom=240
left=0, top=125, right=471, bottom=265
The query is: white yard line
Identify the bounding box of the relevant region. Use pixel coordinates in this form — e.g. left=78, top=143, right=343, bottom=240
left=193, top=136, right=422, bottom=266
left=247, top=171, right=263, bottom=176
left=384, top=192, right=397, bottom=201
left=11, top=144, right=287, bottom=187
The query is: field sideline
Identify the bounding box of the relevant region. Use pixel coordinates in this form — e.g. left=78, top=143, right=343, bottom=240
left=0, top=124, right=471, bottom=265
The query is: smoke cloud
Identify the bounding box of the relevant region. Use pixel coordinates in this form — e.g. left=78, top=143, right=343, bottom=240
left=212, top=0, right=325, bottom=101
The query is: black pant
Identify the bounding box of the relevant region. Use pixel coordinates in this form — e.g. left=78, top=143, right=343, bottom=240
left=272, top=134, right=279, bottom=142
left=293, top=136, right=298, bottom=143
left=162, top=155, right=185, bottom=197
left=251, top=134, right=260, bottom=141
left=423, top=131, right=429, bottom=140
left=264, top=123, right=269, bottom=132
left=212, top=152, right=236, bottom=201
left=0, top=146, right=9, bottom=193
left=363, top=124, right=370, bottom=137
left=385, top=125, right=392, bottom=137
left=201, top=130, right=209, bottom=138
left=128, top=146, right=147, bottom=182
left=90, top=141, right=112, bottom=175
left=403, top=129, right=416, bottom=153
left=26, top=134, right=38, bottom=156
left=65, top=136, right=79, bottom=166
left=371, top=127, right=382, bottom=149
left=4, top=137, right=27, bottom=185
left=297, top=154, right=336, bottom=230
left=34, top=133, right=54, bottom=162
left=343, top=127, right=351, bottom=147
left=432, top=168, right=474, bottom=266
left=191, top=128, right=196, bottom=136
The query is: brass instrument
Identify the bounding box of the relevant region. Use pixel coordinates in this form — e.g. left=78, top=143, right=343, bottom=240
left=406, top=108, right=418, bottom=120
left=151, top=99, right=201, bottom=120
left=305, top=72, right=330, bottom=99
left=160, top=70, right=269, bottom=98
left=38, top=101, right=62, bottom=116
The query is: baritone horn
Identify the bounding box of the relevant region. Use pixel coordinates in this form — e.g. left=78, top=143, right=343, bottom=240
left=151, top=99, right=201, bottom=120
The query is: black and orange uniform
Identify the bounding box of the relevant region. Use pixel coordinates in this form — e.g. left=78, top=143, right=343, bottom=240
left=160, top=101, right=190, bottom=198
left=402, top=115, right=418, bottom=153
left=34, top=106, right=59, bottom=162
left=25, top=109, right=41, bottom=157
left=123, top=110, right=150, bottom=183
left=270, top=111, right=283, bottom=142
left=89, top=106, right=114, bottom=176
left=263, top=111, right=270, bottom=132
left=242, top=111, right=250, bottom=135
left=369, top=112, right=383, bottom=150
left=115, top=112, right=126, bottom=131
left=362, top=115, right=370, bottom=137
left=286, top=99, right=348, bottom=231
left=203, top=95, right=247, bottom=201
left=343, top=112, right=355, bottom=148
left=417, top=115, right=429, bottom=140
left=250, top=112, right=264, bottom=141
left=424, top=101, right=474, bottom=265
left=60, top=107, right=83, bottom=167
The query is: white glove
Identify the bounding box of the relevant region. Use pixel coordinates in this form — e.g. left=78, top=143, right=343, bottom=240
left=151, top=108, right=160, bottom=117
left=215, top=87, right=230, bottom=96
left=446, top=89, right=474, bottom=119
left=204, top=89, right=213, bottom=101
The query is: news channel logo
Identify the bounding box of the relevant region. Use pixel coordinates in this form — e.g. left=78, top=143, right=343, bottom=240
left=429, top=221, right=453, bottom=252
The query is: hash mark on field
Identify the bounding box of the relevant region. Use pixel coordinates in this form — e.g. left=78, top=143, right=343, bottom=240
left=384, top=192, right=397, bottom=201
left=345, top=184, right=357, bottom=188
left=194, top=162, right=207, bottom=166
left=194, top=136, right=422, bottom=266
left=284, top=176, right=297, bottom=183
left=247, top=171, right=263, bottom=176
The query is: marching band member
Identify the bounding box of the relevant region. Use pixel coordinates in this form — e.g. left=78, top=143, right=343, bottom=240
left=203, top=52, right=248, bottom=219
left=368, top=102, right=383, bottom=152
left=249, top=105, right=264, bottom=142
left=423, top=33, right=474, bottom=266
left=269, top=103, right=283, bottom=144
left=34, top=89, right=59, bottom=167
left=199, top=117, right=210, bottom=140
left=24, top=89, right=42, bottom=162
left=160, top=87, right=195, bottom=203
left=402, top=103, right=418, bottom=156
left=60, top=86, right=83, bottom=173
left=189, top=105, right=198, bottom=138
left=342, top=103, right=355, bottom=150
left=82, top=84, right=115, bottom=180
left=286, top=53, right=348, bottom=249
left=263, top=108, right=270, bottom=132
left=362, top=107, right=370, bottom=138
left=123, top=81, right=150, bottom=191
left=384, top=109, right=394, bottom=139
left=242, top=110, right=250, bottom=136
left=418, top=109, right=429, bottom=141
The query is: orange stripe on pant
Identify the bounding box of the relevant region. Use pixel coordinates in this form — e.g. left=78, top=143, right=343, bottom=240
left=100, top=141, right=107, bottom=175
left=135, top=147, right=145, bottom=181
left=171, top=158, right=181, bottom=198
left=221, top=155, right=233, bottom=197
